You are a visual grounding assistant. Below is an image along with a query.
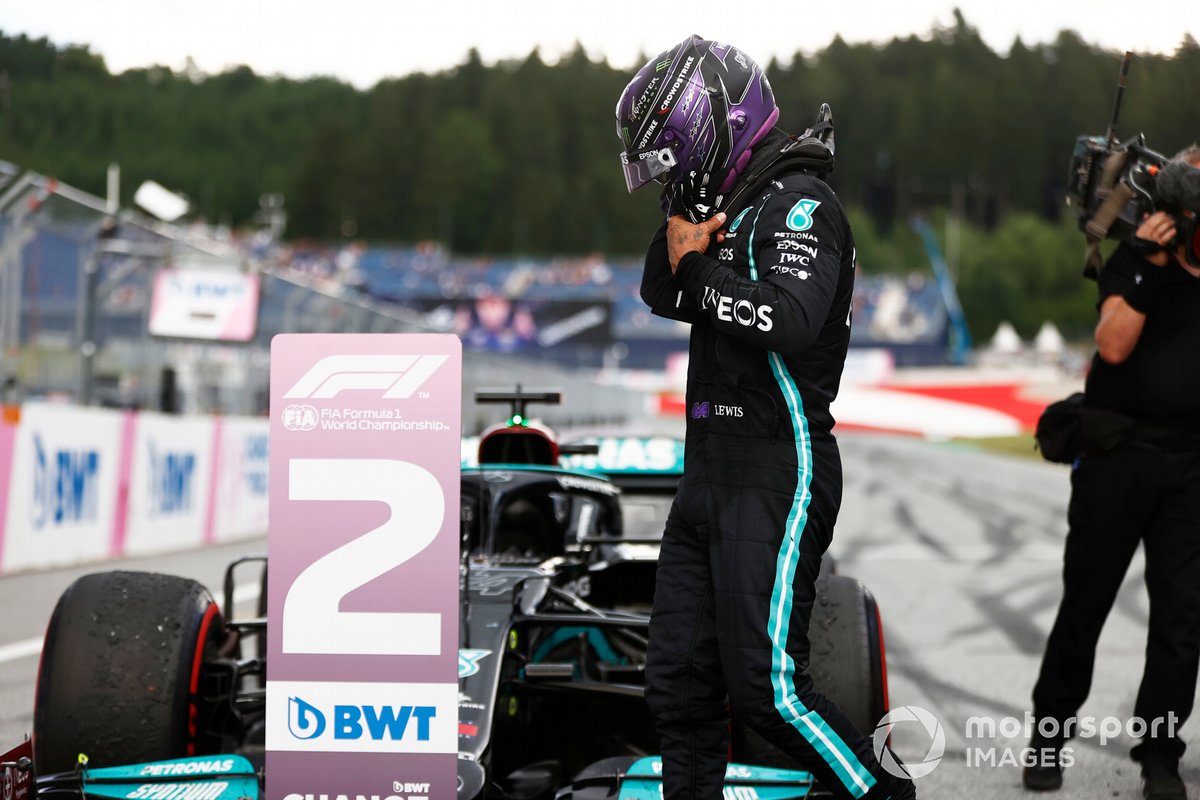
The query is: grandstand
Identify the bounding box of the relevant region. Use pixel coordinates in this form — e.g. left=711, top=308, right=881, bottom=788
left=173, top=238, right=957, bottom=370
left=2, top=160, right=958, bottom=415
left=341, top=244, right=955, bottom=369
left=8, top=225, right=956, bottom=381
left=0, top=168, right=641, bottom=427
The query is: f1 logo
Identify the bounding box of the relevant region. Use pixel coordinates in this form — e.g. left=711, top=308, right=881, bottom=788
left=284, top=355, right=448, bottom=400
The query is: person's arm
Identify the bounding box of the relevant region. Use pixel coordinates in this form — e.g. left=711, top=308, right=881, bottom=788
left=668, top=185, right=845, bottom=357
left=1095, top=212, right=1175, bottom=364
left=1094, top=295, right=1145, bottom=364
left=640, top=219, right=704, bottom=324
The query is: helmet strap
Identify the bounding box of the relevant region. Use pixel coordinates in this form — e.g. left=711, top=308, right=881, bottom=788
left=717, top=107, right=781, bottom=194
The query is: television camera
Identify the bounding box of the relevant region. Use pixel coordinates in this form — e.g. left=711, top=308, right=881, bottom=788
left=1066, top=52, right=1200, bottom=275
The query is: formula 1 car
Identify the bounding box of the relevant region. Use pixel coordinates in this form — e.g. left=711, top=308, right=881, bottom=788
left=13, top=389, right=890, bottom=800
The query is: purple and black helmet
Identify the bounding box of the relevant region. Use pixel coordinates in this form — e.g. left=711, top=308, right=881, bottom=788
left=616, top=34, right=779, bottom=221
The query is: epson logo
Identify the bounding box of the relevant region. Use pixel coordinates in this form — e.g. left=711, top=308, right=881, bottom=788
left=288, top=696, right=436, bottom=743
left=284, top=355, right=447, bottom=400
left=31, top=434, right=99, bottom=530
left=657, top=56, right=695, bottom=114
left=776, top=240, right=819, bottom=258
left=700, top=287, right=774, bottom=332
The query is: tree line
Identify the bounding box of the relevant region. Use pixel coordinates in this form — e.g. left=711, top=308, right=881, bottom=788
left=1, top=13, right=1197, bottom=339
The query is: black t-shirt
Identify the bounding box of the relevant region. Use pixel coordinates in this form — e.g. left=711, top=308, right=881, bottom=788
left=1085, top=243, right=1200, bottom=426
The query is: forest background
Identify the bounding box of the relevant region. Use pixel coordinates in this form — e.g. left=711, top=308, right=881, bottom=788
left=2, top=11, right=1198, bottom=341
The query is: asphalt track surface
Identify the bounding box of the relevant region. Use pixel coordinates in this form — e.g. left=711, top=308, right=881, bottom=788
left=0, top=432, right=1194, bottom=798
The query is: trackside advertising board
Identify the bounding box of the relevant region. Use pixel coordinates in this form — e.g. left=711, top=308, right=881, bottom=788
left=213, top=417, right=270, bottom=542
left=1, top=404, right=124, bottom=572
left=267, top=335, right=461, bottom=800
left=149, top=267, right=261, bottom=342
left=122, top=412, right=217, bottom=556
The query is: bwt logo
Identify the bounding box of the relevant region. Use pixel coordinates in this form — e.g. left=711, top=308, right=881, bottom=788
left=31, top=434, right=100, bottom=530
left=287, top=696, right=435, bottom=742
left=147, top=443, right=196, bottom=515
left=242, top=434, right=268, bottom=496
left=284, top=355, right=448, bottom=400
left=169, top=279, right=244, bottom=299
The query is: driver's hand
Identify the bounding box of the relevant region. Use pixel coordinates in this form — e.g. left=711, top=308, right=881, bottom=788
left=667, top=213, right=726, bottom=274
left=1135, top=212, right=1175, bottom=268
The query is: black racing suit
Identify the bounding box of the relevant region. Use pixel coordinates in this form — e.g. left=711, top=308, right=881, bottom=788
left=641, top=132, right=907, bottom=800
left=1032, top=243, right=1200, bottom=764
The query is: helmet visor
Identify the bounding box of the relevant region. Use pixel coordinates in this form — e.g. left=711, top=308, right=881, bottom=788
left=620, top=146, right=678, bottom=193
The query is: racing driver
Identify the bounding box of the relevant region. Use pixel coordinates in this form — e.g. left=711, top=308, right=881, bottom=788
left=616, top=35, right=915, bottom=800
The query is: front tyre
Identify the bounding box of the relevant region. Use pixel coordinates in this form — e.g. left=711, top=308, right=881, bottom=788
left=733, top=574, right=889, bottom=768
left=808, top=574, right=888, bottom=735
left=33, top=571, right=225, bottom=774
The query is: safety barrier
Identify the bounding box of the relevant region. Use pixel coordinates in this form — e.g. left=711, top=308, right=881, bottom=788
left=0, top=403, right=268, bottom=574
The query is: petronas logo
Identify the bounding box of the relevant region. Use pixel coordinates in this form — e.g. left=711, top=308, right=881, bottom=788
left=786, top=199, right=822, bottom=232
left=656, top=59, right=671, bottom=72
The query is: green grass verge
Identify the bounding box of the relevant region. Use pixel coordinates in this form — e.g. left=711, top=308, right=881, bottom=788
left=953, top=434, right=1043, bottom=461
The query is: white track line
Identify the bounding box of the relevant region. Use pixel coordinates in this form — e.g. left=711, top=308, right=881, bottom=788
left=0, top=639, right=42, bottom=664
left=0, top=583, right=261, bottom=666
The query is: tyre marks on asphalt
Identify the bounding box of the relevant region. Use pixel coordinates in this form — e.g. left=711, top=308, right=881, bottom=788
left=835, top=434, right=1159, bottom=799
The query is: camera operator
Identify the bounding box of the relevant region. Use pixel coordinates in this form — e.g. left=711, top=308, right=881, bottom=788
left=1026, top=146, right=1200, bottom=799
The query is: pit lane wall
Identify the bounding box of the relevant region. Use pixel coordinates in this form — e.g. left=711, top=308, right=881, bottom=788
left=0, top=403, right=269, bottom=574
